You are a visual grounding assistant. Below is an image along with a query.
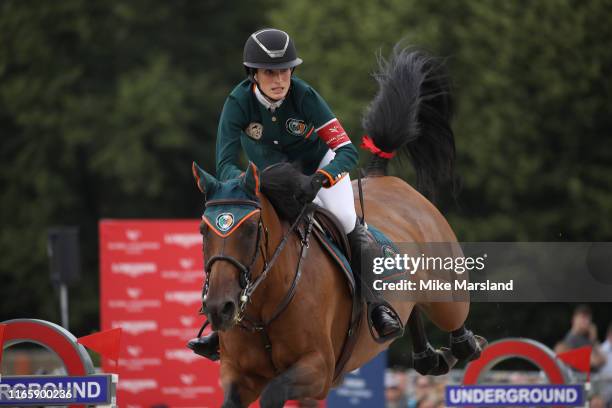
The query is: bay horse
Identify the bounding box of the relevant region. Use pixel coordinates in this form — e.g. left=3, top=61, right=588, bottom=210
left=192, top=46, right=482, bottom=408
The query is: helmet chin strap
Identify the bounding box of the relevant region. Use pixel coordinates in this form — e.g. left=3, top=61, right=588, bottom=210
left=255, top=83, right=281, bottom=102
left=254, top=84, right=285, bottom=113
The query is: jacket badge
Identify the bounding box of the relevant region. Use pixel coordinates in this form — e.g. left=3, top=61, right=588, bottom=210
left=286, top=118, right=307, bottom=136
left=245, top=122, right=263, bottom=140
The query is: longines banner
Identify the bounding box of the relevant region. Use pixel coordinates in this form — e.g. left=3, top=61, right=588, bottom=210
left=99, top=220, right=223, bottom=407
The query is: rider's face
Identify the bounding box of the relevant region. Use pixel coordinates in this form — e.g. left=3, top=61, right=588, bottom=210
left=255, top=68, right=291, bottom=101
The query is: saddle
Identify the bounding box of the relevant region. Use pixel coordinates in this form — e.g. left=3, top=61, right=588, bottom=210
left=310, top=206, right=363, bottom=382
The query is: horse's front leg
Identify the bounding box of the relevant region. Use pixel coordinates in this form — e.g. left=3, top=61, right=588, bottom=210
left=220, top=362, right=264, bottom=408
left=259, top=351, right=329, bottom=408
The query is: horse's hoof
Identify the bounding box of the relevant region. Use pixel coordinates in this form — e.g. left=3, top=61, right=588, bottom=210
left=260, top=376, right=289, bottom=408
left=413, top=344, right=437, bottom=375
left=413, top=343, right=456, bottom=376
left=451, top=331, right=488, bottom=362
left=413, top=345, right=457, bottom=376
left=427, top=347, right=458, bottom=376
left=298, top=399, right=319, bottom=407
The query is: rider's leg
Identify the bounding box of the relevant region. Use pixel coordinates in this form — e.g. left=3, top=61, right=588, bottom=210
left=312, top=151, right=356, bottom=234
left=312, top=150, right=355, bottom=233
left=314, top=150, right=402, bottom=339
left=346, top=220, right=403, bottom=339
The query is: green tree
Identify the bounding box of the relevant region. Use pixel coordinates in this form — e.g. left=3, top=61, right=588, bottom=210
left=271, top=0, right=612, bottom=366
left=0, top=0, right=262, bottom=334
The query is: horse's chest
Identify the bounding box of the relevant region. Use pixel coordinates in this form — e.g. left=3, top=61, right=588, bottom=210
left=222, top=330, right=279, bottom=376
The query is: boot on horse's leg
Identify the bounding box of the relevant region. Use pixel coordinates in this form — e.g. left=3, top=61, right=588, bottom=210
left=347, top=221, right=403, bottom=341
left=412, top=343, right=457, bottom=376
left=187, top=331, right=220, bottom=361
left=450, top=326, right=488, bottom=362
left=409, top=308, right=457, bottom=376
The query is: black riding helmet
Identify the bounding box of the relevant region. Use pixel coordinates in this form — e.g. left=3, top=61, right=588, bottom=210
left=244, top=29, right=302, bottom=81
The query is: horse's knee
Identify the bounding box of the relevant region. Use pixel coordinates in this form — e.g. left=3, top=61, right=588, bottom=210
left=260, top=353, right=330, bottom=407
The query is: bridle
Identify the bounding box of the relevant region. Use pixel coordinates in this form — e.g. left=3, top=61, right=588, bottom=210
left=201, top=198, right=311, bottom=324
left=198, top=196, right=315, bottom=374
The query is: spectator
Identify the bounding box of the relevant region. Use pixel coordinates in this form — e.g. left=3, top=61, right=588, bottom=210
left=600, top=323, right=612, bottom=404
left=408, top=376, right=433, bottom=408
left=415, top=393, right=441, bottom=408
left=563, top=305, right=606, bottom=370
left=385, top=371, right=408, bottom=408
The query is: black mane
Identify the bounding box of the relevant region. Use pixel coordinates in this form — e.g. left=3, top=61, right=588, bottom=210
left=260, top=162, right=311, bottom=222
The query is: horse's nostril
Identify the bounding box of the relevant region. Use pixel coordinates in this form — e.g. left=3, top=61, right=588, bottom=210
left=221, top=301, right=235, bottom=318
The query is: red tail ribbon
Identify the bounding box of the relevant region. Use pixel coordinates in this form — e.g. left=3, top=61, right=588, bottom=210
left=360, top=135, right=395, bottom=159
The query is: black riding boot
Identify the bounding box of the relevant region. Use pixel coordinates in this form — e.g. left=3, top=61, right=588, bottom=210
left=186, top=331, right=220, bottom=361
left=347, top=221, right=403, bottom=340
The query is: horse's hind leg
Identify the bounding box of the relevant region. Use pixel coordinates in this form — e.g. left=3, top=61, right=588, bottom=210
left=419, top=301, right=469, bottom=332
left=259, top=352, right=329, bottom=408
left=418, top=301, right=487, bottom=362
left=409, top=307, right=457, bottom=376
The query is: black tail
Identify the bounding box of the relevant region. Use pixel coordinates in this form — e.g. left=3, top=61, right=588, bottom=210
left=362, top=44, right=456, bottom=202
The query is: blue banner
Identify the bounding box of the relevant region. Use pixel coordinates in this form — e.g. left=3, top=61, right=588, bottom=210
left=445, top=384, right=585, bottom=407
left=0, top=375, right=113, bottom=406
left=327, top=352, right=386, bottom=407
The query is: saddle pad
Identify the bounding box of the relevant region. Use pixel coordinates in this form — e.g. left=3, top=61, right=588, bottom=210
left=316, top=223, right=402, bottom=282
left=317, top=232, right=352, bottom=277
left=367, top=225, right=405, bottom=281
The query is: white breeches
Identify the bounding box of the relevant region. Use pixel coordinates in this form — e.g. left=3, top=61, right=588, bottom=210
left=312, top=149, right=357, bottom=234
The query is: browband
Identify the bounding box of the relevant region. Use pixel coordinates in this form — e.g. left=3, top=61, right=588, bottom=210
left=206, top=199, right=261, bottom=209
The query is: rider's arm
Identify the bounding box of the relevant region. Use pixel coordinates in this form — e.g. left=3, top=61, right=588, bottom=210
left=216, top=97, right=247, bottom=181
left=302, top=88, right=358, bottom=187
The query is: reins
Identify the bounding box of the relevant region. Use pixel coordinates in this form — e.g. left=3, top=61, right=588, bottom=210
left=242, top=204, right=309, bottom=301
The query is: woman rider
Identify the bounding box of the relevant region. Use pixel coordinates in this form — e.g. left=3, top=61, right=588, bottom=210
left=188, top=28, right=402, bottom=360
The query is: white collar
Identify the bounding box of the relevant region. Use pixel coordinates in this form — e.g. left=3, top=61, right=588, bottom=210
left=254, top=85, right=284, bottom=112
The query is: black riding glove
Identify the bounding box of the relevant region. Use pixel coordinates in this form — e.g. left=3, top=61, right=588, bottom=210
left=297, top=172, right=327, bottom=204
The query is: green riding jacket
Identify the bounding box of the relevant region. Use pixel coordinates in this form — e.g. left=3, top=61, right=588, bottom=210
left=215, top=77, right=358, bottom=187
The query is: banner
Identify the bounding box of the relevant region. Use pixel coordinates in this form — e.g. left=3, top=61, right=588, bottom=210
left=327, top=352, right=386, bottom=407
left=100, top=220, right=222, bottom=407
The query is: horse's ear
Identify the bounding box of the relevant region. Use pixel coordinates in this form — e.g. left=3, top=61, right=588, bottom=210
left=192, top=161, right=219, bottom=198
left=242, top=162, right=260, bottom=196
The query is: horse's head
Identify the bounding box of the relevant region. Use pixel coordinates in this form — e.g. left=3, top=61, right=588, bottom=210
left=192, top=161, right=266, bottom=331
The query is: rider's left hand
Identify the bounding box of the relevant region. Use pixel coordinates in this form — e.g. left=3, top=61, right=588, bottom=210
left=297, top=172, right=327, bottom=204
